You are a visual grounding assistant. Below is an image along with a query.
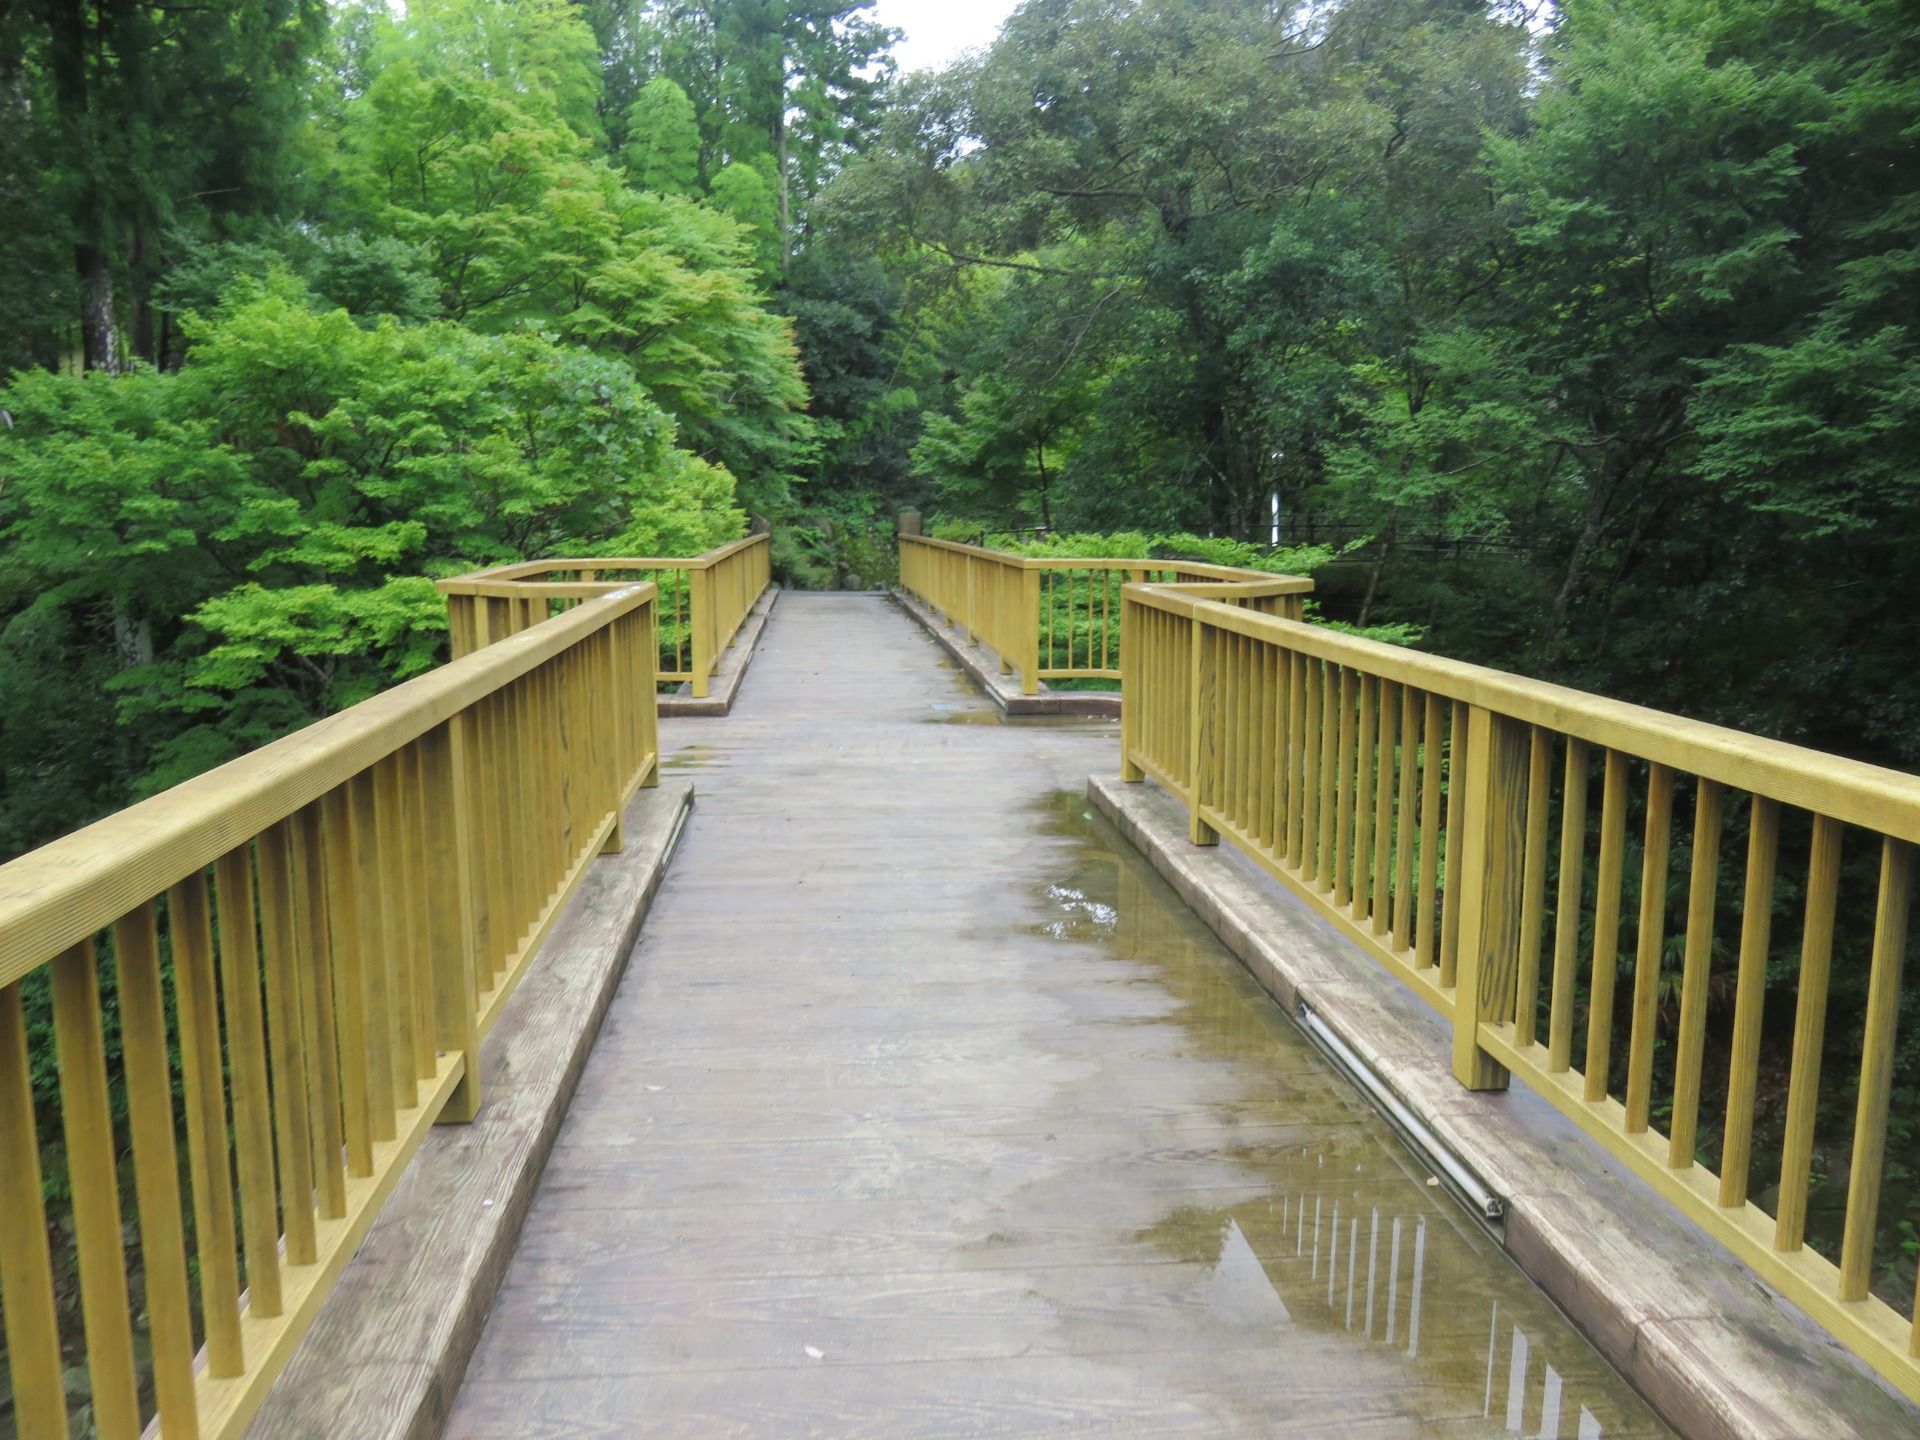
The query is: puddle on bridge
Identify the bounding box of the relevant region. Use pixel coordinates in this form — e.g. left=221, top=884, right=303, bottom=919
left=920, top=658, right=1123, bottom=728
left=659, top=743, right=727, bottom=770
left=1019, top=791, right=1672, bottom=1439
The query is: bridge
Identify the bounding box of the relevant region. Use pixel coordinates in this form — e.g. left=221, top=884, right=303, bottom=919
left=1, top=533, right=1917, bottom=1439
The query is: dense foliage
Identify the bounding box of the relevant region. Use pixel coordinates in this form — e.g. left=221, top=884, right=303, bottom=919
left=821, top=0, right=1919, bottom=776
left=0, top=0, right=823, bottom=857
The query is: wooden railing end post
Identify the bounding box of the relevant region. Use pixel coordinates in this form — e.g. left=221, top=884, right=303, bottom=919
left=1450, top=705, right=1527, bottom=1091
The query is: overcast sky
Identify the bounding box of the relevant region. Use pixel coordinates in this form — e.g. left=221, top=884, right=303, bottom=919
left=870, top=0, right=1021, bottom=75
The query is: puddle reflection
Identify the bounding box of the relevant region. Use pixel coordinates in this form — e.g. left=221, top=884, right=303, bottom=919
left=1030, top=792, right=1670, bottom=1439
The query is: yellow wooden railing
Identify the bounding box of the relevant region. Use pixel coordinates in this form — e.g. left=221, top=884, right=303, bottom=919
left=1120, top=578, right=1920, bottom=1403
left=898, top=532, right=1312, bottom=693
left=438, top=533, right=771, bottom=699
left=0, top=584, right=661, bottom=1439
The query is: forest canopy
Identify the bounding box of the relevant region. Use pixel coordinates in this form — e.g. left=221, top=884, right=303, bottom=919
left=2, top=0, right=1917, bottom=854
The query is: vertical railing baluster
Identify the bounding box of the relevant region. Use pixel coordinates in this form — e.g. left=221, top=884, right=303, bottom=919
left=1775, top=814, right=1843, bottom=1252
left=1260, top=644, right=1278, bottom=849
left=1415, top=693, right=1443, bottom=971
left=1302, top=659, right=1323, bottom=879
left=0, top=979, right=64, bottom=1436
left=1624, top=765, right=1676, bottom=1132
left=426, top=718, right=483, bottom=1122
left=170, top=870, right=246, bottom=1371
left=1547, top=740, right=1591, bottom=1072
left=214, top=846, right=285, bottom=1316
left=1720, top=796, right=1780, bottom=1207
left=1439, top=701, right=1467, bottom=988
left=1667, top=780, right=1724, bottom=1166
left=1275, top=645, right=1294, bottom=856
left=1391, top=686, right=1418, bottom=952
left=1287, top=651, right=1307, bottom=867
left=347, top=770, right=400, bottom=1137
left=401, top=743, right=438, bottom=1081
left=1372, top=680, right=1395, bottom=935
left=50, top=939, right=142, bottom=1437
left=369, top=761, right=418, bottom=1114
left=293, top=805, right=348, bottom=1214
left=1317, top=663, right=1339, bottom=889
left=257, top=821, right=318, bottom=1262
left=1514, top=728, right=1553, bottom=1046
left=1351, top=674, right=1375, bottom=919
left=1583, top=750, right=1630, bottom=1101
left=690, top=563, right=713, bottom=698
left=114, top=903, right=200, bottom=1434
left=1838, top=838, right=1909, bottom=1298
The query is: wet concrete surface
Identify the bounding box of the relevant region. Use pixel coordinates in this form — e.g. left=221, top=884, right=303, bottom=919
left=444, top=593, right=1669, bottom=1439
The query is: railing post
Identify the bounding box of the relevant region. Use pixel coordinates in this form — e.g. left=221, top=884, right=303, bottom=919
left=689, top=565, right=713, bottom=699
left=639, top=596, right=661, bottom=788
left=963, top=554, right=976, bottom=644
left=1020, top=564, right=1041, bottom=695
left=1006, top=560, right=1021, bottom=679
left=447, top=596, right=470, bottom=659
left=426, top=717, right=482, bottom=1122
left=1450, top=704, right=1528, bottom=1090
left=1186, top=612, right=1218, bottom=845
left=1120, top=588, right=1144, bottom=783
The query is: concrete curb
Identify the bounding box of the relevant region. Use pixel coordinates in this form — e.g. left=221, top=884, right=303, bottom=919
left=658, top=585, right=780, bottom=717
left=247, top=780, right=696, bottom=1440
left=1088, top=772, right=1919, bottom=1440
left=892, top=587, right=1121, bottom=717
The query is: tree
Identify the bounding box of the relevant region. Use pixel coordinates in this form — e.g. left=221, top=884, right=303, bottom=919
left=623, top=76, right=702, bottom=194
left=0, top=0, right=327, bottom=371
left=784, top=250, right=925, bottom=501
left=0, top=274, right=741, bottom=855
left=827, top=0, right=1535, bottom=533
left=707, top=161, right=783, bottom=281
left=588, top=0, right=899, bottom=266
left=324, top=0, right=813, bottom=512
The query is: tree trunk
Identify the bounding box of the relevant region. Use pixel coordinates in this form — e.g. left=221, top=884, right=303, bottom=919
left=1554, top=477, right=1609, bottom=640
left=1358, top=509, right=1397, bottom=628
left=1034, top=441, right=1053, bottom=529
left=129, top=218, right=155, bottom=364
left=773, top=107, right=791, bottom=276
left=113, top=611, right=153, bottom=669
left=76, top=243, right=120, bottom=374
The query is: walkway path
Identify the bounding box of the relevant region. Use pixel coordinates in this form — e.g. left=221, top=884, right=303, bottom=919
left=443, top=594, right=1667, bottom=1439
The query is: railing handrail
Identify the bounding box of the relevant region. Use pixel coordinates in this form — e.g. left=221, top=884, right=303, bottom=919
left=0, top=584, right=657, bottom=992
left=437, top=533, right=769, bottom=595
left=1134, top=584, right=1920, bottom=843
left=900, top=532, right=1314, bottom=590
left=436, top=534, right=771, bottom=698
left=897, top=532, right=1315, bottom=695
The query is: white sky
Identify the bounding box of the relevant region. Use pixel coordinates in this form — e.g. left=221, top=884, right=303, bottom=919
left=871, top=0, right=1022, bottom=75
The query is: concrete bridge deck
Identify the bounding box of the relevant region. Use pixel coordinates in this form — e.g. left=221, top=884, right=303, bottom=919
left=440, top=594, right=1665, bottom=1438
